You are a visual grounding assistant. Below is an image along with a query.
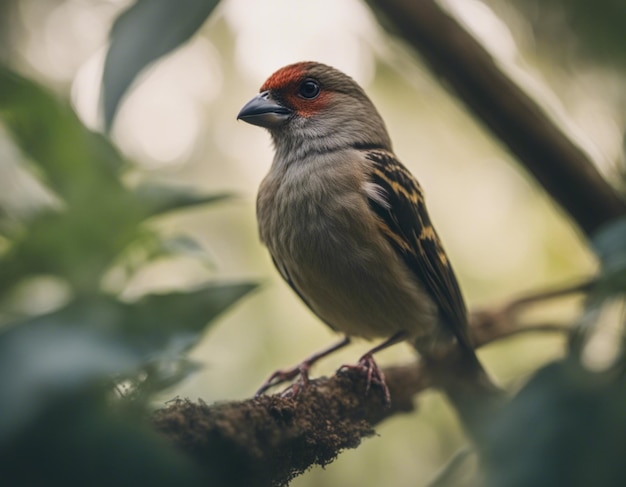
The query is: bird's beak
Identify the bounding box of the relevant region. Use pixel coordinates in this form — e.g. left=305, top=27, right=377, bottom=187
left=237, top=91, right=292, bottom=128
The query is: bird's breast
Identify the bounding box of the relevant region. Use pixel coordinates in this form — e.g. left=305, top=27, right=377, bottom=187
left=257, top=152, right=438, bottom=340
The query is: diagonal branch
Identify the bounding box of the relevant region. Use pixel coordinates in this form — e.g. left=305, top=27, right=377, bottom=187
left=469, top=279, right=592, bottom=345
left=366, top=0, right=626, bottom=237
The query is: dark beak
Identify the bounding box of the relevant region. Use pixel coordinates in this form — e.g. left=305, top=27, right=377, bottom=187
left=237, top=91, right=292, bottom=128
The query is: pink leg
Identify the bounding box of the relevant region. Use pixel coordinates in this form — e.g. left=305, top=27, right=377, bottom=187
left=255, top=337, right=351, bottom=396
left=338, top=331, right=408, bottom=404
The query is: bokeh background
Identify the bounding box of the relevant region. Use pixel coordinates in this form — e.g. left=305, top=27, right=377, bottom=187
left=1, top=0, right=624, bottom=485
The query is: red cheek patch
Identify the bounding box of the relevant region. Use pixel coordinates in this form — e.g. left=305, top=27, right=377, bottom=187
left=284, top=91, right=331, bottom=118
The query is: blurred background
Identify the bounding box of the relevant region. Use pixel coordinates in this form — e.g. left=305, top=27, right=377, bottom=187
left=0, top=0, right=624, bottom=485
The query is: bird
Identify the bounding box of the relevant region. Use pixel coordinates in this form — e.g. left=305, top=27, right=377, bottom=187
left=237, top=62, right=501, bottom=423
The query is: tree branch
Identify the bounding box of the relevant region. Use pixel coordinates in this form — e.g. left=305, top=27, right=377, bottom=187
left=469, top=279, right=592, bottom=346
left=152, top=282, right=588, bottom=486
left=153, top=367, right=426, bottom=487
left=366, top=0, right=626, bottom=237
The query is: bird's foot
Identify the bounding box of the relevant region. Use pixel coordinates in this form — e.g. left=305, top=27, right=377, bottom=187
left=255, top=337, right=352, bottom=397
left=255, top=363, right=311, bottom=397
left=338, top=353, right=391, bottom=405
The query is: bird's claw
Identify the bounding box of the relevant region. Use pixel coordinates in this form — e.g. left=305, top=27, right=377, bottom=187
left=255, top=364, right=311, bottom=397
left=338, top=354, right=391, bottom=405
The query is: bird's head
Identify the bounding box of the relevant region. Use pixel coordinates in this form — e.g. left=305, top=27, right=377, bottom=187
left=237, top=62, right=392, bottom=160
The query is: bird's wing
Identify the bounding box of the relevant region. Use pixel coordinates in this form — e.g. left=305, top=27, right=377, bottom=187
left=363, top=149, right=471, bottom=347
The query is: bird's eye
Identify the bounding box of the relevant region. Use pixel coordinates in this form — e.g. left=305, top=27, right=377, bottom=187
left=298, top=79, right=320, bottom=99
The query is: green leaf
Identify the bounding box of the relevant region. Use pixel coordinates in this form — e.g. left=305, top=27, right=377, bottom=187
left=0, top=66, right=144, bottom=295
left=0, top=320, right=141, bottom=439
left=127, top=358, right=203, bottom=400
left=123, top=281, right=258, bottom=344
left=591, top=217, right=626, bottom=297
left=0, top=66, right=218, bottom=296
left=593, top=216, right=626, bottom=274
left=0, top=207, right=141, bottom=296
left=0, top=391, right=205, bottom=486
left=0, top=66, right=126, bottom=203
left=102, top=0, right=221, bottom=131
left=133, top=181, right=232, bottom=217
left=483, top=360, right=626, bottom=487
left=160, top=235, right=215, bottom=265
left=0, top=281, right=256, bottom=437
left=8, top=281, right=257, bottom=355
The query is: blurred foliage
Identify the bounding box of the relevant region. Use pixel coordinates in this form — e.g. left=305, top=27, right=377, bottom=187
left=483, top=359, right=626, bottom=487
left=480, top=216, right=626, bottom=487
left=103, top=0, right=220, bottom=131
left=591, top=217, right=626, bottom=299
left=505, top=0, right=626, bottom=69
left=433, top=222, right=626, bottom=487
left=0, top=58, right=255, bottom=485
left=1, top=390, right=207, bottom=487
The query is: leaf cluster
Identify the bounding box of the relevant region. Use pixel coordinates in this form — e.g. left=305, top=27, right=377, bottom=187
left=478, top=217, right=626, bottom=487
left=0, top=63, right=254, bottom=486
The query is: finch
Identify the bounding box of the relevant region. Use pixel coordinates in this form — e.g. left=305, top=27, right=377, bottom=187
left=238, top=62, right=502, bottom=427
